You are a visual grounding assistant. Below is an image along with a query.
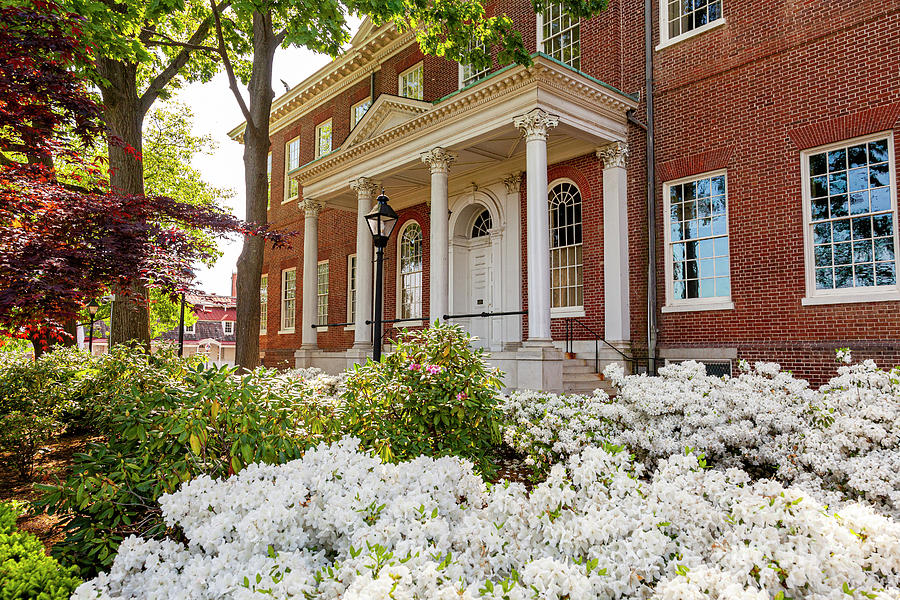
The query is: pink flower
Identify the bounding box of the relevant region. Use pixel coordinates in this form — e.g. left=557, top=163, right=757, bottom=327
left=456, top=392, right=467, bottom=401
left=408, top=363, right=421, bottom=371
left=426, top=364, right=443, bottom=375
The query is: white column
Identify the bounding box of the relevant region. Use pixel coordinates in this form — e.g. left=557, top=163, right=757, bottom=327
left=597, top=142, right=631, bottom=343
left=513, top=109, right=558, bottom=343
left=421, top=148, right=457, bottom=322
left=503, top=173, right=524, bottom=348
left=350, top=178, right=377, bottom=348
left=300, top=198, right=322, bottom=349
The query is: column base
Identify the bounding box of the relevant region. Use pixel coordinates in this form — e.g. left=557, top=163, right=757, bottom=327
left=294, top=347, right=317, bottom=369
left=345, top=347, right=374, bottom=369
left=515, top=343, right=563, bottom=393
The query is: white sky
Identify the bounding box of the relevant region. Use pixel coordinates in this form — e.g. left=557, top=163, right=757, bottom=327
left=182, top=21, right=361, bottom=296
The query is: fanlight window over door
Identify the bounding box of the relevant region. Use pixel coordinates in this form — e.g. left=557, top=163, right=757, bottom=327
left=471, top=209, right=492, bottom=238
left=549, top=181, right=583, bottom=308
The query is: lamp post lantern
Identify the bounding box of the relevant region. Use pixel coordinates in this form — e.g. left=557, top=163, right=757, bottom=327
left=364, top=189, right=399, bottom=362
left=87, top=299, right=100, bottom=354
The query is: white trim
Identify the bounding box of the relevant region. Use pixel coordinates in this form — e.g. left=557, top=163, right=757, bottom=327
left=397, top=62, right=424, bottom=100
left=656, top=16, right=726, bottom=51
left=396, top=220, right=424, bottom=319
left=260, top=273, right=268, bottom=335
left=536, top=3, right=580, bottom=69
left=283, top=137, right=300, bottom=204
left=346, top=254, right=357, bottom=331
left=315, top=119, right=332, bottom=159
left=551, top=306, right=585, bottom=318
left=800, top=132, right=899, bottom=306
left=316, top=260, right=329, bottom=331
left=351, top=97, right=371, bottom=130
left=280, top=267, right=296, bottom=333
left=548, top=177, right=585, bottom=313
left=222, top=320, right=234, bottom=335
left=662, top=169, right=734, bottom=312
left=184, top=322, right=196, bottom=334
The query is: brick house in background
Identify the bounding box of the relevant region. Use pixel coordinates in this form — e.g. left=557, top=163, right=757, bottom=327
left=230, top=1, right=900, bottom=390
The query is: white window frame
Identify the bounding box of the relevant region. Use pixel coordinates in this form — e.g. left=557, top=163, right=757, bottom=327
left=316, top=260, right=329, bottom=330
left=397, top=221, right=424, bottom=320
left=222, top=320, right=234, bottom=335
left=536, top=3, right=580, bottom=70
left=260, top=274, right=268, bottom=335
left=184, top=322, right=196, bottom=335
left=548, top=178, right=585, bottom=318
left=459, top=39, right=489, bottom=89
left=661, top=169, right=734, bottom=313
left=351, top=97, right=371, bottom=129
left=266, top=152, right=272, bottom=209
left=800, top=132, right=900, bottom=306
left=346, top=254, right=357, bottom=331
left=284, top=137, right=300, bottom=203
left=315, top=119, right=332, bottom=159
left=656, top=0, right=726, bottom=51
left=398, top=62, right=424, bottom=100
left=280, top=267, right=296, bottom=333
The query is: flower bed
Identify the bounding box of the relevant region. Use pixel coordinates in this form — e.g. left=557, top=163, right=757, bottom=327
left=74, top=437, right=900, bottom=600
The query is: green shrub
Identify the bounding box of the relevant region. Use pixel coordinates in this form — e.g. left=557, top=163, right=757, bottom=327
left=0, top=502, right=81, bottom=599
left=342, top=321, right=504, bottom=474
left=37, top=363, right=340, bottom=576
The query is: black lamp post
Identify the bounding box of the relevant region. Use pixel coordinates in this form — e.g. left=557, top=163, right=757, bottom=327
left=178, top=292, right=186, bottom=357
left=364, top=189, right=399, bottom=362
left=87, top=299, right=100, bottom=354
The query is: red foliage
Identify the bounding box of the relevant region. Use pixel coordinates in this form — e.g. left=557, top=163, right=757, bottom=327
left=0, top=0, right=289, bottom=343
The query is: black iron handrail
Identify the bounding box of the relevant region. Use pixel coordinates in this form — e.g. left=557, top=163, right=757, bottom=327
left=563, top=317, right=632, bottom=374
left=311, top=321, right=354, bottom=329
left=442, top=310, right=528, bottom=320
left=364, top=317, right=429, bottom=326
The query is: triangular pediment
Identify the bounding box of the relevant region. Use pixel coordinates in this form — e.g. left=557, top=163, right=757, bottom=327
left=343, top=94, right=432, bottom=149
left=349, top=18, right=377, bottom=48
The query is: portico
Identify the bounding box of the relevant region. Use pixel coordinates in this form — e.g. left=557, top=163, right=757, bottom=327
left=289, top=55, right=637, bottom=391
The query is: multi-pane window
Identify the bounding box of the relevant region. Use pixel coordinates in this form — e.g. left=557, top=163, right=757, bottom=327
left=806, top=137, right=896, bottom=293
left=347, top=255, right=357, bottom=325
left=471, top=209, right=492, bottom=238
left=223, top=321, right=234, bottom=335
left=666, top=172, right=731, bottom=302
left=398, top=63, right=424, bottom=100
left=549, top=181, right=583, bottom=308
left=665, top=0, right=723, bottom=41
left=352, top=98, right=371, bottom=128
left=185, top=322, right=195, bottom=334
left=315, top=120, right=332, bottom=158
left=460, top=39, right=489, bottom=88
left=266, top=152, right=272, bottom=208
left=399, top=222, right=423, bottom=318
left=284, top=137, right=300, bottom=202
left=540, top=4, right=580, bottom=70
left=281, top=268, right=296, bottom=331
left=317, top=261, right=329, bottom=326
left=260, top=274, right=268, bottom=334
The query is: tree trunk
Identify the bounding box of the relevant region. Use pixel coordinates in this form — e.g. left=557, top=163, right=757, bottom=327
left=234, top=11, right=277, bottom=371
left=99, top=58, right=151, bottom=350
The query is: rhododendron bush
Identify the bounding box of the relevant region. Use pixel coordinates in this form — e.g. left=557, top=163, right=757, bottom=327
left=75, top=437, right=900, bottom=600
left=503, top=355, right=900, bottom=515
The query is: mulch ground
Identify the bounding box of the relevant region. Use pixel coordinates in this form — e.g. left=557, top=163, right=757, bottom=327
left=0, top=432, right=97, bottom=552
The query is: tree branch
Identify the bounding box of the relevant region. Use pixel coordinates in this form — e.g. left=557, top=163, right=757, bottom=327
left=142, top=28, right=219, bottom=53
left=138, top=1, right=232, bottom=116
left=210, top=0, right=252, bottom=128
left=275, top=28, right=288, bottom=46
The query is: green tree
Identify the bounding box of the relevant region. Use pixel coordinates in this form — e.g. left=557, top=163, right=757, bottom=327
left=217, top=0, right=608, bottom=371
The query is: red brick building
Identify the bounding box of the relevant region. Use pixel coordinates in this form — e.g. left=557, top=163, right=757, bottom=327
left=231, top=1, right=900, bottom=389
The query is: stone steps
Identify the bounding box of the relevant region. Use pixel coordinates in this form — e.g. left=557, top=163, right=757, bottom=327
left=562, top=358, right=616, bottom=396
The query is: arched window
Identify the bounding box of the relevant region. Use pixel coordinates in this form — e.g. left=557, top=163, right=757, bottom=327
left=398, top=222, right=423, bottom=318
left=471, top=209, right=492, bottom=238
left=549, top=181, right=583, bottom=308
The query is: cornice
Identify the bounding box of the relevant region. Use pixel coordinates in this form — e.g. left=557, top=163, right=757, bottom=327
left=292, top=56, right=638, bottom=184
left=228, top=25, right=415, bottom=142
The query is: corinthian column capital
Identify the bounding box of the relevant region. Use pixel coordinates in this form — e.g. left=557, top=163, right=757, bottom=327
left=349, top=177, right=378, bottom=198
left=596, top=141, right=629, bottom=169
left=300, top=197, right=324, bottom=217
left=421, top=148, right=458, bottom=174
left=503, top=173, right=523, bottom=195
left=513, top=109, right=559, bottom=142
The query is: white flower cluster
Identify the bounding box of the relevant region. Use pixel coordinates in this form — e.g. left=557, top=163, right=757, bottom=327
left=75, top=437, right=900, bottom=600
left=504, top=358, right=900, bottom=515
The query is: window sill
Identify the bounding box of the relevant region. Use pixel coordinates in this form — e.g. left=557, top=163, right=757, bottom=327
left=656, top=18, right=726, bottom=51
left=551, top=306, right=586, bottom=318
left=316, top=326, right=329, bottom=333
left=344, top=325, right=355, bottom=332
left=282, top=197, right=297, bottom=205
left=277, top=328, right=295, bottom=335
left=801, top=290, right=900, bottom=306
left=661, top=300, right=734, bottom=313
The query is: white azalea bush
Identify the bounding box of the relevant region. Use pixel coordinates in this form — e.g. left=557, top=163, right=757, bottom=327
left=503, top=354, right=900, bottom=515
left=74, top=437, right=900, bottom=600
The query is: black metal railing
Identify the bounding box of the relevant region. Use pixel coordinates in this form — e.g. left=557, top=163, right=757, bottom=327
left=442, top=310, right=528, bottom=320
left=310, top=321, right=355, bottom=329
left=563, top=317, right=633, bottom=374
